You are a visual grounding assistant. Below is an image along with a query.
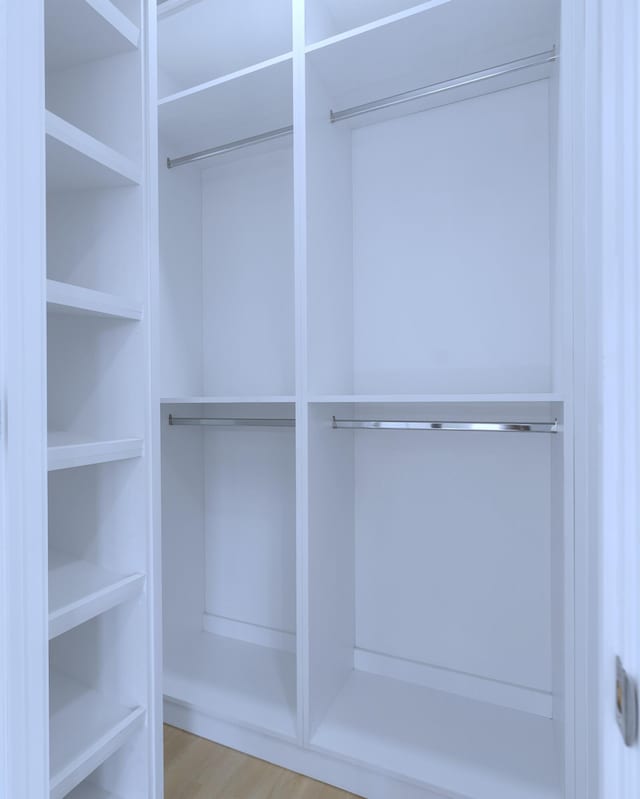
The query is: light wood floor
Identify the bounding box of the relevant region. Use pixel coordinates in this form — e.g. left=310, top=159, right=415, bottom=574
left=164, top=725, right=363, bottom=799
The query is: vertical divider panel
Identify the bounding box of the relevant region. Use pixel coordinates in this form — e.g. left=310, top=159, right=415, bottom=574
left=292, top=0, right=309, bottom=745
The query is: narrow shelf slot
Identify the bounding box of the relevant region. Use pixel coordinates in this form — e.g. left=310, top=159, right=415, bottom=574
left=49, top=549, right=145, bottom=640
left=46, top=111, right=141, bottom=190
left=47, top=434, right=144, bottom=471
left=45, top=0, right=139, bottom=73
left=49, top=671, right=145, bottom=799
left=47, top=280, right=143, bottom=321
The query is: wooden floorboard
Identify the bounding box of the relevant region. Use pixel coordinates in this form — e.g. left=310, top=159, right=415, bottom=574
left=164, top=725, right=363, bottom=799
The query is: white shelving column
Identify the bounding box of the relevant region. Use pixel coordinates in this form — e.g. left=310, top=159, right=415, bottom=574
left=44, top=1, right=159, bottom=798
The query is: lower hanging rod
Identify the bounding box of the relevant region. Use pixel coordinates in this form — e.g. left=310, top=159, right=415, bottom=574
left=330, top=48, right=557, bottom=124
left=332, top=417, right=559, bottom=434
left=167, top=125, right=293, bottom=169
left=168, top=415, right=294, bottom=428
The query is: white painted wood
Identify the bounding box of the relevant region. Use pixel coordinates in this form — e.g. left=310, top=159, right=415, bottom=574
left=159, top=56, right=292, bottom=164
left=157, top=0, right=291, bottom=96
left=202, top=613, right=296, bottom=654
left=310, top=670, right=560, bottom=799
left=49, top=671, right=145, bottom=799
left=48, top=549, right=144, bottom=639
left=47, top=434, right=143, bottom=471
left=45, top=0, right=139, bottom=72
left=164, top=630, right=297, bottom=740
left=46, top=280, right=143, bottom=321
left=353, top=648, right=553, bottom=718
left=45, top=111, right=141, bottom=189
left=67, top=784, right=122, bottom=799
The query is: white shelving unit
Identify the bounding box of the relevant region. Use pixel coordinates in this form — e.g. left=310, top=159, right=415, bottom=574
left=157, top=2, right=577, bottom=799
left=44, top=0, right=157, bottom=797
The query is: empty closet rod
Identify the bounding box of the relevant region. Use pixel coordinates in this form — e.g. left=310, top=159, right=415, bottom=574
left=166, top=125, right=293, bottom=169
left=330, top=48, right=557, bottom=124
left=168, top=415, right=295, bottom=428
left=332, top=417, right=559, bottom=434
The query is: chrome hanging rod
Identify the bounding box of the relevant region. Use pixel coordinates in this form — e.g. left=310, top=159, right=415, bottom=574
left=332, top=417, right=559, bottom=434
left=330, top=48, right=557, bottom=124
left=168, top=415, right=295, bottom=428
left=167, top=125, right=293, bottom=169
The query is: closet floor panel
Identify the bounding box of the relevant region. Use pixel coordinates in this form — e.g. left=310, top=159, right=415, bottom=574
left=310, top=670, right=560, bottom=799
left=164, top=629, right=297, bottom=741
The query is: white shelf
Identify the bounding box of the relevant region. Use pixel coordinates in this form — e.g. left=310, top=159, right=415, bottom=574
left=66, top=784, right=122, bottom=799
left=49, top=549, right=145, bottom=639
left=308, top=393, right=563, bottom=404
left=48, top=433, right=144, bottom=471
left=311, top=670, right=560, bottom=799
left=46, top=111, right=141, bottom=190
left=161, top=395, right=296, bottom=405
left=47, top=280, right=143, bottom=321
left=164, top=630, right=297, bottom=740
left=49, top=671, right=145, bottom=799
left=45, top=0, right=139, bottom=73
left=159, top=55, right=292, bottom=163
left=306, top=0, right=556, bottom=113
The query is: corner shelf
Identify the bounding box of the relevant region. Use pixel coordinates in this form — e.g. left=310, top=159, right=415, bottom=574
left=47, top=280, right=143, bottom=321
left=46, top=0, right=139, bottom=73
left=49, top=549, right=145, bottom=640
left=46, top=111, right=141, bottom=190
left=48, top=434, right=144, bottom=471
left=50, top=671, right=145, bottom=799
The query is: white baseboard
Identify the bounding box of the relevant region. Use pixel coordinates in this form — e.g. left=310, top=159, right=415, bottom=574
left=202, top=612, right=296, bottom=653
left=354, top=648, right=552, bottom=718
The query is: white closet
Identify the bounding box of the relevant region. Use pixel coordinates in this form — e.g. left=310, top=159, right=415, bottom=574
left=157, top=1, right=575, bottom=799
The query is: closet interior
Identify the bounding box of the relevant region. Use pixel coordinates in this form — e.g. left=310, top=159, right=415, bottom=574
left=44, top=1, right=155, bottom=798
left=158, top=1, right=573, bottom=799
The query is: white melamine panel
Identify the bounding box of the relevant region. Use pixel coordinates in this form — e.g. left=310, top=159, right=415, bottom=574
left=203, top=426, right=296, bottom=636
left=47, top=186, right=143, bottom=299
left=158, top=153, right=203, bottom=397
left=47, top=434, right=143, bottom=471
left=158, top=0, right=291, bottom=96
left=67, top=783, right=122, bottom=799
left=46, top=111, right=140, bottom=190
left=49, top=670, right=144, bottom=799
left=353, top=424, right=552, bottom=692
left=159, top=57, right=292, bottom=163
left=306, top=0, right=556, bottom=111
left=202, top=146, right=294, bottom=397
left=48, top=549, right=144, bottom=639
left=45, top=0, right=139, bottom=73
left=47, top=279, right=142, bottom=321
left=46, top=51, right=142, bottom=162
left=351, top=81, right=551, bottom=394
left=164, top=630, right=297, bottom=740
left=311, top=671, right=560, bottom=799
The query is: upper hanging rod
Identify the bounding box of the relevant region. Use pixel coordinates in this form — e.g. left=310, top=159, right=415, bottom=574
left=332, top=417, right=559, bottom=434
left=167, top=125, right=293, bottom=170
left=330, top=48, right=557, bottom=124
left=168, top=415, right=295, bottom=428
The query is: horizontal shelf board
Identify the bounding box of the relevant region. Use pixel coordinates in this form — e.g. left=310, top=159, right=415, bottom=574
left=164, top=629, right=297, bottom=741
left=161, top=396, right=296, bottom=405
left=202, top=613, right=296, bottom=654
left=308, top=393, right=563, bottom=404
left=311, top=670, right=560, bottom=799
left=306, top=0, right=556, bottom=115
left=47, top=434, right=144, bottom=471
left=49, top=671, right=145, bottom=799
left=159, top=56, right=293, bottom=161
left=46, top=0, right=139, bottom=73
left=47, top=280, right=143, bottom=321
left=66, top=784, right=122, bottom=799
left=46, top=111, right=141, bottom=190
left=49, top=549, right=145, bottom=639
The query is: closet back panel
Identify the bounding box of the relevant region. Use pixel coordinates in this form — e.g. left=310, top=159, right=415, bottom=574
left=351, top=80, right=551, bottom=394
left=354, top=426, right=552, bottom=691
left=203, top=427, right=296, bottom=635
left=201, top=147, right=294, bottom=397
